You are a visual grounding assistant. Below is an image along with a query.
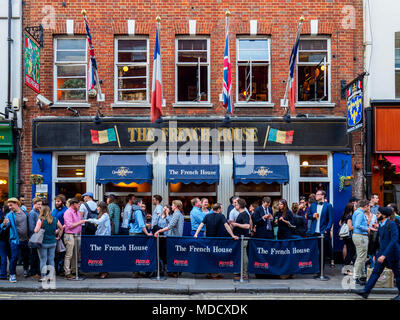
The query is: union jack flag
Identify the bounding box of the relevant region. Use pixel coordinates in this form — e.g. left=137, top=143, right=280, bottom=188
left=83, top=13, right=101, bottom=94
left=223, top=22, right=232, bottom=114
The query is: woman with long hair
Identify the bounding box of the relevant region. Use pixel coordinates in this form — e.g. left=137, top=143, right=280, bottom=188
left=33, top=205, right=64, bottom=282
left=274, top=199, right=295, bottom=240
left=85, top=201, right=111, bottom=279
left=339, top=202, right=356, bottom=268
left=274, top=199, right=295, bottom=279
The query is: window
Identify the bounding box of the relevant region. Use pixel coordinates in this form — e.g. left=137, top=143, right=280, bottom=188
left=54, top=38, right=87, bottom=102
left=297, top=39, right=330, bottom=103
left=115, top=39, right=149, bottom=103
left=176, top=39, right=210, bottom=103
left=298, top=154, right=330, bottom=200
left=54, top=154, right=87, bottom=200
left=57, top=155, right=86, bottom=178
left=237, top=39, right=270, bottom=103
left=395, top=32, right=400, bottom=98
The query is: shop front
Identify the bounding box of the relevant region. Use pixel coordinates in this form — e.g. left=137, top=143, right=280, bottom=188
left=0, top=121, right=17, bottom=203
left=32, top=116, right=351, bottom=248
left=370, top=101, right=400, bottom=207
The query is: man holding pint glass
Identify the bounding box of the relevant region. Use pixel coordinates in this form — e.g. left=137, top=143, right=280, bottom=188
left=307, top=190, right=334, bottom=270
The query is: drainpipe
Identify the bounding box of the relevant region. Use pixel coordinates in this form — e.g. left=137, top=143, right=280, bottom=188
left=6, top=0, right=12, bottom=119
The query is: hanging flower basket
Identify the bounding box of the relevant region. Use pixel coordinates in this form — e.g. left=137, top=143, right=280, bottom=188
left=339, top=175, right=354, bottom=192
left=30, top=174, right=43, bottom=185
left=343, top=177, right=354, bottom=186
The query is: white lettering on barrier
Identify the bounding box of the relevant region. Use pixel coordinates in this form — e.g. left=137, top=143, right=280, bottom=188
left=257, top=246, right=311, bottom=255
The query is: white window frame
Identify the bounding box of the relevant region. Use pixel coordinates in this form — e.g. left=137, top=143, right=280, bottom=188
left=113, top=37, right=150, bottom=107
left=296, top=152, right=332, bottom=203
left=53, top=37, right=88, bottom=105
left=296, top=37, right=334, bottom=107
left=52, top=152, right=88, bottom=208
left=395, top=32, right=400, bottom=99
left=235, top=37, right=273, bottom=108
left=173, top=37, right=211, bottom=107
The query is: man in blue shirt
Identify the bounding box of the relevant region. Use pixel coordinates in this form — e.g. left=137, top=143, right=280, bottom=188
left=352, top=199, right=373, bottom=286
left=129, top=198, right=152, bottom=237
left=129, top=198, right=152, bottom=278
left=355, top=207, right=400, bottom=300
left=190, top=198, right=205, bottom=237
left=52, top=194, right=67, bottom=275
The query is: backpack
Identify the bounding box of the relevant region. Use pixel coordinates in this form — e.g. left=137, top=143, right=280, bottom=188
left=83, top=202, right=97, bottom=235
left=129, top=207, right=145, bottom=225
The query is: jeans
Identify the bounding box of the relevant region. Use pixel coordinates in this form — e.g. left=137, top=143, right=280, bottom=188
left=9, top=241, right=29, bottom=276
left=29, top=248, right=40, bottom=276
left=352, top=233, right=369, bottom=279
left=0, top=240, right=10, bottom=278
left=38, top=243, right=56, bottom=277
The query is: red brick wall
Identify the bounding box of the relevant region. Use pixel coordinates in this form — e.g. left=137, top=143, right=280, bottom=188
left=21, top=0, right=365, bottom=208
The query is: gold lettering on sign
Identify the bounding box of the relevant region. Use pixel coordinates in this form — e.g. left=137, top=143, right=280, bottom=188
left=128, top=128, right=136, bottom=142
left=201, top=128, right=210, bottom=142
left=126, top=126, right=260, bottom=144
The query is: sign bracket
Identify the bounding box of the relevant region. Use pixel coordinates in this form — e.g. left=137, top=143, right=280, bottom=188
left=24, top=24, right=43, bottom=48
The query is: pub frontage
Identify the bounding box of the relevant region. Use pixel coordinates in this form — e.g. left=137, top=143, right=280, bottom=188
left=32, top=115, right=353, bottom=250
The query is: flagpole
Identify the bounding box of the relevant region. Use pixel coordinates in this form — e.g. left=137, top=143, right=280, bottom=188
left=283, top=16, right=305, bottom=115
left=224, top=10, right=231, bottom=119
left=263, top=125, right=271, bottom=149
left=82, top=9, right=103, bottom=100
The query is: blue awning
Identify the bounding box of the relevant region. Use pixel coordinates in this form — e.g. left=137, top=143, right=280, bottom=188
left=166, top=154, right=219, bottom=184
left=234, top=154, right=289, bottom=184
left=96, top=154, right=152, bottom=184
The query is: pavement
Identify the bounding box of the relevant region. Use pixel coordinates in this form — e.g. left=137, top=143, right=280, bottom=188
left=0, top=265, right=397, bottom=296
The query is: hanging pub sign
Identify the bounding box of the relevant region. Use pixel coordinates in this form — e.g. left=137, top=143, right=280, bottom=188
left=24, top=35, right=40, bottom=93
left=346, top=79, right=363, bottom=133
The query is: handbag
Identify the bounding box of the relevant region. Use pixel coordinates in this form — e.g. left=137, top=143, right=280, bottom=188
left=28, top=226, right=45, bottom=248
left=339, top=222, right=350, bottom=239
left=56, top=239, right=66, bottom=253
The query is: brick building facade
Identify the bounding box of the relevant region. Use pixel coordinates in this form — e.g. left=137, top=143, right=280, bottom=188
left=21, top=0, right=364, bottom=250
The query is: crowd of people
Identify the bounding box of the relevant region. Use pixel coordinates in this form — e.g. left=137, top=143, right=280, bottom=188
left=0, top=189, right=399, bottom=294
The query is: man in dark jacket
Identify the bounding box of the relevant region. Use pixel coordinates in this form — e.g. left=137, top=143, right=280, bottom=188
left=355, top=207, right=400, bottom=300
left=251, top=197, right=274, bottom=239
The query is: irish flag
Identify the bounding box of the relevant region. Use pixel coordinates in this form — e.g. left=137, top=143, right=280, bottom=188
left=90, top=128, right=117, bottom=144
left=151, top=22, right=162, bottom=122
left=267, top=126, right=294, bottom=145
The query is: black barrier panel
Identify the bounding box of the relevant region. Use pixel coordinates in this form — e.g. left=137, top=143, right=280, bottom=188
left=166, top=236, right=241, bottom=274
left=248, top=237, right=320, bottom=275
left=80, top=235, right=157, bottom=273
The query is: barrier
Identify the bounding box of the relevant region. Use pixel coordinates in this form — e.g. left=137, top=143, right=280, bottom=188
left=248, top=236, right=320, bottom=275
left=80, top=235, right=157, bottom=273
left=166, top=236, right=241, bottom=274
left=77, top=235, right=325, bottom=279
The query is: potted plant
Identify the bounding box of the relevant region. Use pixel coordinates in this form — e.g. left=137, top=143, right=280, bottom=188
left=30, top=174, right=43, bottom=185
left=339, top=175, right=354, bottom=192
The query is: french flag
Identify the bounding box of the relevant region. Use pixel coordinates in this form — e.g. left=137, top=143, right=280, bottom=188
left=151, top=23, right=162, bottom=123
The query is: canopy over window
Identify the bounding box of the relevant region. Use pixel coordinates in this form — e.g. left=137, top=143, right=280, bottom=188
left=234, top=154, right=289, bottom=184
left=96, top=154, right=152, bottom=184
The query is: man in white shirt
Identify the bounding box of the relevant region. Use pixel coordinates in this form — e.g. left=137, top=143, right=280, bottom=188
left=120, top=194, right=135, bottom=235
left=79, top=192, right=98, bottom=235
left=228, top=197, right=250, bottom=225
